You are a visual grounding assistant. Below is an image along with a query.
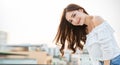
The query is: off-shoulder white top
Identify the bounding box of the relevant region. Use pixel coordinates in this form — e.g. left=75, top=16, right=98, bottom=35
left=84, top=21, right=120, bottom=65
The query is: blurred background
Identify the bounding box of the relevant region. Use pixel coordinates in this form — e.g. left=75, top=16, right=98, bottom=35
left=0, top=0, right=120, bottom=65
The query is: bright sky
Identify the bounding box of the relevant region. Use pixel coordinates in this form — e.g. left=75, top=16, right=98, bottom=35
left=0, top=0, right=120, bottom=46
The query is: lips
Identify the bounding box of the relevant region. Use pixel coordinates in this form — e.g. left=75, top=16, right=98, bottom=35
left=77, top=18, right=81, bottom=24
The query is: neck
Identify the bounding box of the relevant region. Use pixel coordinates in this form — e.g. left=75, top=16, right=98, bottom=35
left=84, top=15, right=93, bottom=25
left=84, top=16, right=95, bottom=34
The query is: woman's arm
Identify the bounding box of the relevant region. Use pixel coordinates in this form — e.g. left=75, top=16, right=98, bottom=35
left=104, top=60, right=110, bottom=65
left=94, top=16, right=112, bottom=65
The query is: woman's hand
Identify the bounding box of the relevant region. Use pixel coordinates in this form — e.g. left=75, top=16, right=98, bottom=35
left=104, top=60, right=110, bottom=65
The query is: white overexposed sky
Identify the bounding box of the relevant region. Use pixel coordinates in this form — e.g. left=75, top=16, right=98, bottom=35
left=0, top=0, right=120, bottom=47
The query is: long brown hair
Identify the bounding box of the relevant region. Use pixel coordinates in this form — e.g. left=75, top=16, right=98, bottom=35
left=54, top=3, right=88, bottom=56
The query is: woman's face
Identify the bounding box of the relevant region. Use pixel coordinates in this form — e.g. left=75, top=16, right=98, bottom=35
left=65, top=9, right=86, bottom=26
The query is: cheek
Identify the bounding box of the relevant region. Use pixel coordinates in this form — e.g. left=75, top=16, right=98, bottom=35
left=71, top=22, right=76, bottom=26
left=72, top=22, right=79, bottom=26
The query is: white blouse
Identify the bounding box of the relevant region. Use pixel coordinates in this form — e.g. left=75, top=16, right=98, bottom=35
left=84, top=21, right=120, bottom=65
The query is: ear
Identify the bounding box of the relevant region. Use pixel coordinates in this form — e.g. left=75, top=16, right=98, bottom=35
left=78, top=9, right=83, bottom=12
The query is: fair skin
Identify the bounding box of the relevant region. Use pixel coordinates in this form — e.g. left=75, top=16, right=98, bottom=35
left=65, top=9, right=110, bottom=65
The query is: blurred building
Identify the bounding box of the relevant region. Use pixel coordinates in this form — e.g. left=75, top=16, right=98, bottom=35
left=63, top=48, right=93, bottom=65
left=0, top=43, right=94, bottom=65
left=52, top=58, right=67, bottom=65
left=79, top=49, right=93, bottom=65
left=53, top=47, right=60, bottom=57
left=71, top=54, right=80, bottom=65
left=0, top=44, right=52, bottom=64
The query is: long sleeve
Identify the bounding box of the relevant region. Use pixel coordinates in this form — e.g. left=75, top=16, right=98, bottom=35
left=85, top=21, right=120, bottom=63
left=97, top=27, right=114, bottom=60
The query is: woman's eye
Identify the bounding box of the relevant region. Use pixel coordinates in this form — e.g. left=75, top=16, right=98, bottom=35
left=73, top=14, right=76, bottom=17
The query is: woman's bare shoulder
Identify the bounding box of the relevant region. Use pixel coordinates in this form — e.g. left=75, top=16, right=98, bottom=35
left=92, top=16, right=105, bottom=27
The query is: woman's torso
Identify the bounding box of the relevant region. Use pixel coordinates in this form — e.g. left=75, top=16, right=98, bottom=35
left=84, top=16, right=120, bottom=63
left=84, top=16, right=120, bottom=65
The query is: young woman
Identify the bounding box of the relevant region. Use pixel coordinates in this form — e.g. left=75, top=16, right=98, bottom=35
left=54, top=3, right=120, bottom=65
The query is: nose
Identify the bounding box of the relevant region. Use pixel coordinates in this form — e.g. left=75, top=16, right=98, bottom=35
left=71, top=17, right=77, bottom=23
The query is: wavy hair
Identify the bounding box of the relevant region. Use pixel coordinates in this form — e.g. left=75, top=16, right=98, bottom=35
left=54, top=3, right=88, bottom=56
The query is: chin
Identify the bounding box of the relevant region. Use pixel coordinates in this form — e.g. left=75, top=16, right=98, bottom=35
left=79, top=23, right=85, bottom=26
left=74, top=24, right=82, bottom=26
